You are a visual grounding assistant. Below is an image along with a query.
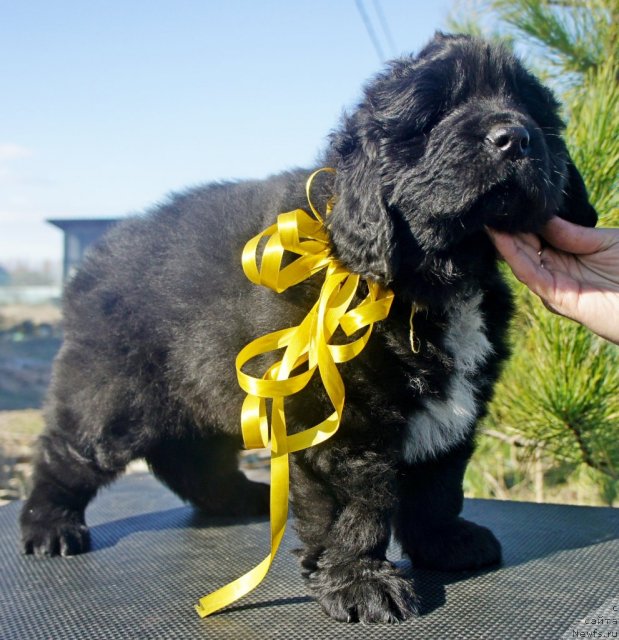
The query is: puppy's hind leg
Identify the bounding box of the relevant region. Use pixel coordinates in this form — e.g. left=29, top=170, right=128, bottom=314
left=146, top=432, right=270, bottom=518
left=20, top=398, right=135, bottom=557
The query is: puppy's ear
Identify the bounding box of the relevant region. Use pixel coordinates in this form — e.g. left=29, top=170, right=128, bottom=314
left=327, top=118, right=397, bottom=284
left=556, top=155, right=598, bottom=228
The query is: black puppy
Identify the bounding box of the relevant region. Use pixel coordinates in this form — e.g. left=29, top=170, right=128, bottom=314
left=21, top=33, right=597, bottom=623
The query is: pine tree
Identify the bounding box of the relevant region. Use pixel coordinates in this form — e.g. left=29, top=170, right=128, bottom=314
left=451, top=0, right=619, bottom=504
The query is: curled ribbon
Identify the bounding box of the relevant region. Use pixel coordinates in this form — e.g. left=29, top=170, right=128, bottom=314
left=195, top=168, right=394, bottom=618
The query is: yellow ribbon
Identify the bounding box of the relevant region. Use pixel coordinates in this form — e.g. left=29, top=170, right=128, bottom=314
left=195, top=168, right=394, bottom=618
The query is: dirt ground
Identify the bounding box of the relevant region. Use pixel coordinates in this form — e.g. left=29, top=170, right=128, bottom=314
left=0, top=302, right=62, bottom=409
left=0, top=336, right=61, bottom=410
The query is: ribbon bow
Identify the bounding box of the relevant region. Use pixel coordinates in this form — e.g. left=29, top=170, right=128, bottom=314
left=195, top=168, right=394, bottom=618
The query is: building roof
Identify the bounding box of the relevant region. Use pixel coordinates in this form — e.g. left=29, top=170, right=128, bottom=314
left=48, top=218, right=121, bottom=231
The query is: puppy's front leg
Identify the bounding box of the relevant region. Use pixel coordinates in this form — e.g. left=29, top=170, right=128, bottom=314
left=394, top=441, right=502, bottom=571
left=291, top=444, right=418, bottom=624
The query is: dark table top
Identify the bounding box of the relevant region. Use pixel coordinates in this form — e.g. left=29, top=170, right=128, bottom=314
left=1, top=472, right=617, bottom=639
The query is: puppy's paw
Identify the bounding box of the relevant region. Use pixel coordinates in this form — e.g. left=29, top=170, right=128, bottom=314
left=407, top=517, right=501, bottom=571
left=20, top=506, right=90, bottom=557
left=308, top=557, right=418, bottom=623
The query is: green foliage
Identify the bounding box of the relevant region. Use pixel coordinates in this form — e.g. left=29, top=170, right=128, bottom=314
left=486, top=300, right=619, bottom=478
left=492, top=0, right=616, bottom=77
left=450, top=0, right=619, bottom=504
left=566, top=57, right=619, bottom=219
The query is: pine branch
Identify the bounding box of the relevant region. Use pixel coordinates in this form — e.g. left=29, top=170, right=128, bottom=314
left=492, top=0, right=604, bottom=75
left=546, top=0, right=587, bottom=6
left=483, top=429, right=539, bottom=448
left=562, top=419, right=618, bottom=480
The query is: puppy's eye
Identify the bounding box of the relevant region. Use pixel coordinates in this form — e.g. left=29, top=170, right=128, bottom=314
left=398, top=130, right=429, bottom=152
left=408, top=132, right=428, bottom=146
left=393, top=131, right=428, bottom=162
left=405, top=118, right=436, bottom=145
left=392, top=118, right=433, bottom=151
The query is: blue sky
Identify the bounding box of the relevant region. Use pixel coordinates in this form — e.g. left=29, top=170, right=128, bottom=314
left=0, top=0, right=453, bottom=266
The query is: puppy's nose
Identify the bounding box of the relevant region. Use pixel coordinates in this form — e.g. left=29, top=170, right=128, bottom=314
left=486, top=125, right=530, bottom=158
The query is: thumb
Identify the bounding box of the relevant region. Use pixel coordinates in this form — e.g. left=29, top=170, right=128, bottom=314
left=542, top=217, right=609, bottom=255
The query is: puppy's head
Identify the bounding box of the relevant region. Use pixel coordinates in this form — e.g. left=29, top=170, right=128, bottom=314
left=327, top=33, right=597, bottom=287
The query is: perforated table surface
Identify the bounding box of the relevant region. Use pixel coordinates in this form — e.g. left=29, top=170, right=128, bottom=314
left=1, top=472, right=617, bottom=639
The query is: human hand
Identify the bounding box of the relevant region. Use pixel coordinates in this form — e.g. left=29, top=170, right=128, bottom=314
left=487, top=217, right=619, bottom=345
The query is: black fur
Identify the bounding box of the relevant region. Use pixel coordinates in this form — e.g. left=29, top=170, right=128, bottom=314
left=20, top=33, right=597, bottom=623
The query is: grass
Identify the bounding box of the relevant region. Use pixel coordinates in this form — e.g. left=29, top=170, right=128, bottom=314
left=0, top=409, right=45, bottom=437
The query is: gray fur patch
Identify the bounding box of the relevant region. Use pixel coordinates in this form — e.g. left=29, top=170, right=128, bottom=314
left=403, top=293, right=493, bottom=462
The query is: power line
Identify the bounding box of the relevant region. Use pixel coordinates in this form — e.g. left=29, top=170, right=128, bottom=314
left=372, top=0, right=397, bottom=57
left=354, top=0, right=385, bottom=62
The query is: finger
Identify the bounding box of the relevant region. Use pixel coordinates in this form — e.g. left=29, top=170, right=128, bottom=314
left=517, top=232, right=543, bottom=254
left=509, top=250, right=580, bottom=319
left=487, top=229, right=542, bottom=265
left=487, top=227, right=586, bottom=325
left=542, top=217, right=612, bottom=255
left=487, top=230, right=553, bottom=291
